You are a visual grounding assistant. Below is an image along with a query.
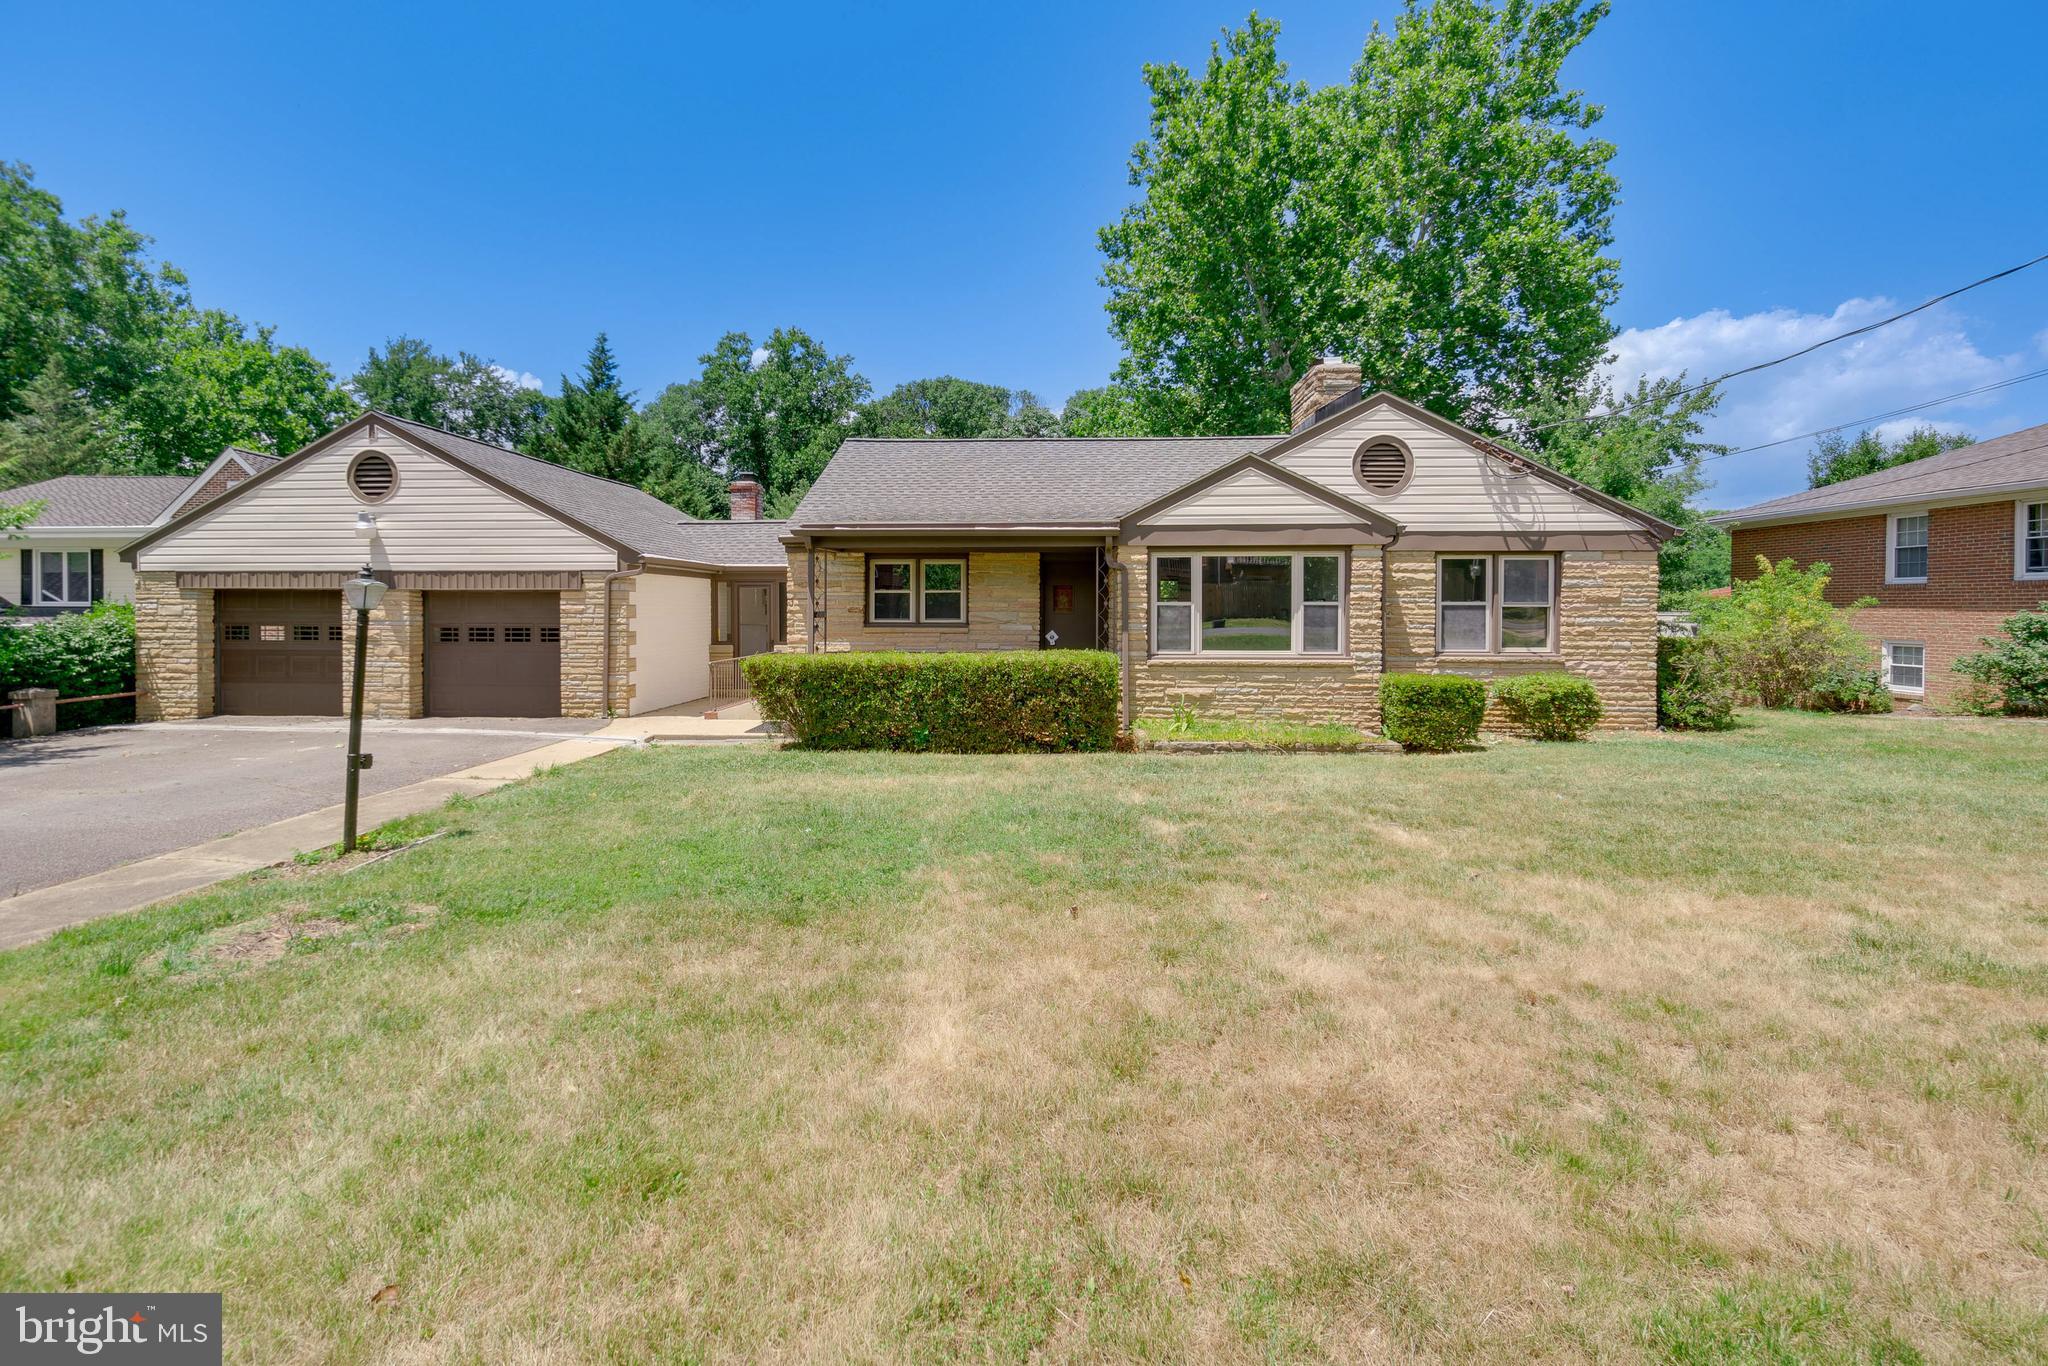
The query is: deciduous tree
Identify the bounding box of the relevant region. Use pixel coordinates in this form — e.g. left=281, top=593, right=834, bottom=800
left=1806, top=424, right=1973, bottom=489
left=349, top=336, right=548, bottom=447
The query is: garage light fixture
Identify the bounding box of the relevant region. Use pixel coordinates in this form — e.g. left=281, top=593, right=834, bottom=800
left=354, top=510, right=377, bottom=537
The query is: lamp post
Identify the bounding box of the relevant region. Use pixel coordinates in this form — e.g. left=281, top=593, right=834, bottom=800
left=341, top=563, right=387, bottom=852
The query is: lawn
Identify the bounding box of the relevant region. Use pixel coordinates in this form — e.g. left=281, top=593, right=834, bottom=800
left=2, top=713, right=2044, bottom=1361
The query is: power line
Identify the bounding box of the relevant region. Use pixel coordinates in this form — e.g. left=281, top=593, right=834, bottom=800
left=1536, top=248, right=2048, bottom=432
left=1657, top=364, right=2048, bottom=472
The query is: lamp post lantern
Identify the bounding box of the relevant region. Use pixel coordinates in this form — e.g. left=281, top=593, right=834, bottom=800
left=341, top=563, right=388, bottom=852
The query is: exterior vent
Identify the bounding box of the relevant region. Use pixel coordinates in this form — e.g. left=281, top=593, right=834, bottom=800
left=1354, top=439, right=1411, bottom=495
left=348, top=451, right=397, bottom=502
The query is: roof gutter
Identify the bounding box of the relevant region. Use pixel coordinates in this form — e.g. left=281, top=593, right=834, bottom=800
left=1711, top=476, right=2048, bottom=528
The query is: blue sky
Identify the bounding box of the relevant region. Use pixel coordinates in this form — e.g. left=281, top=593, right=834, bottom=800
left=6, top=0, right=2046, bottom=507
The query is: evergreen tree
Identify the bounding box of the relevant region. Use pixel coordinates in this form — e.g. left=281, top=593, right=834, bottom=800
left=529, top=333, right=653, bottom=484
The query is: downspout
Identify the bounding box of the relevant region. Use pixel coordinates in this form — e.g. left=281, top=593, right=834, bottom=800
left=601, top=565, right=643, bottom=716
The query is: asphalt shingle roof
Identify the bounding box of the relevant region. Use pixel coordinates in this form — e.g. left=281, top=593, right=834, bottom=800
left=1717, top=422, right=2048, bottom=523
left=0, top=475, right=194, bottom=527
left=380, top=415, right=787, bottom=567
left=784, top=435, right=1288, bottom=528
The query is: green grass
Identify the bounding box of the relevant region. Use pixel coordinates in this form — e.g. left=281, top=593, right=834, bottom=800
left=1134, top=714, right=1375, bottom=748
left=2, top=711, right=2045, bottom=1361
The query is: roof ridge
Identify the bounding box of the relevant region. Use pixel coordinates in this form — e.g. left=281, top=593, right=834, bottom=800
left=1735, top=435, right=2048, bottom=513
left=375, top=410, right=692, bottom=510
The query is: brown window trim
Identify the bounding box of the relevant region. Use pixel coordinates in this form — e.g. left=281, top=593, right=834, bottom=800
left=863, top=552, right=970, bottom=628
left=1434, top=552, right=1560, bottom=657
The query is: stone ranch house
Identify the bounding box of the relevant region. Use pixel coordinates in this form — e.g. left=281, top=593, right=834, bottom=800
left=116, top=363, right=1671, bottom=731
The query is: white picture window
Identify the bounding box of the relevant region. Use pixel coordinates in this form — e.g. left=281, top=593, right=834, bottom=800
left=1148, top=551, right=1344, bottom=656
left=1437, top=554, right=1556, bottom=654
left=1883, top=641, right=1925, bottom=695
left=2018, top=500, right=2048, bottom=580
left=1888, top=512, right=1929, bottom=583
left=35, top=550, right=92, bottom=606
left=867, top=556, right=967, bottom=624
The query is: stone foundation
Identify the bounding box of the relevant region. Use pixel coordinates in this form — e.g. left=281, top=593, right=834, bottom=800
left=559, top=572, right=613, bottom=717
left=340, top=588, right=423, bottom=718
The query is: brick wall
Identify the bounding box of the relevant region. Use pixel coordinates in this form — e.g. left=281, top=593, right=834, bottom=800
left=784, top=550, right=1040, bottom=652
left=1124, top=546, right=1385, bottom=728
left=1385, top=549, right=1658, bottom=731
left=133, top=571, right=214, bottom=720
left=1731, top=496, right=2048, bottom=705
left=339, top=589, right=424, bottom=718
left=183, top=463, right=256, bottom=511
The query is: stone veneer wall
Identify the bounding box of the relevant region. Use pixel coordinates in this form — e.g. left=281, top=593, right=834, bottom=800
left=558, top=571, right=615, bottom=717
left=134, top=571, right=214, bottom=720
left=782, top=550, right=1040, bottom=652
left=1384, top=549, right=1657, bottom=731
left=339, top=588, right=423, bottom=719
left=1122, top=546, right=1385, bottom=728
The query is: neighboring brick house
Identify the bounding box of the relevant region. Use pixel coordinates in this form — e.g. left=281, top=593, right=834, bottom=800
left=2, top=447, right=278, bottom=616
left=1713, top=422, right=2048, bottom=708
left=778, top=362, right=1674, bottom=732
left=119, top=412, right=788, bottom=720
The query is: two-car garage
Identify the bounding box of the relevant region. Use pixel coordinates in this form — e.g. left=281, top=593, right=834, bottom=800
left=213, top=589, right=564, bottom=718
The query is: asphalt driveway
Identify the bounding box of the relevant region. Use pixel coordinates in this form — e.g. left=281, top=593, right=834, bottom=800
left=0, top=716, right=612, bottom=897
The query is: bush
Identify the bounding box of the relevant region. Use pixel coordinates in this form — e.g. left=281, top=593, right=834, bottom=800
left=1491, top=671, right=1603, bottom=740
left=1954, top=602, right=2048, bottom=715
left=744, top=649, right=1119, bottom=752
left=1379, top=672, right=1487, bottom=752
left=1657, top=636, right=1738, bottom=730
left=0, top=601, right=137, bottom=728
left=1695, top=557, right=1874, bottom=708
left=1802, top=662, right=1892, bottom=714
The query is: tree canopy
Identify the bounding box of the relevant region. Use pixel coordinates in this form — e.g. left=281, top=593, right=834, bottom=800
left=349, top=336, right=548, bottom=448
left=1099, top=3, right=1619, bottom=437
left=858, top=377, right=1062, bottom=439
left=1806, top=424, right=1974, bottom=489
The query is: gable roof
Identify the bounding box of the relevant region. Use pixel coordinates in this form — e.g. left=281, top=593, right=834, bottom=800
left=653, top=518, right=791, bottom=569
left=0, top=474, right=194, bottom=528
left=1712, top=421, right=2048, bottom=526
left=1119, top=451, right=1402, bottom=536
left=782, top=391, right=1678, bottom=539
left=159, top=446, right=282, bottom=519
left=785, top=435, right=1287, bottom=529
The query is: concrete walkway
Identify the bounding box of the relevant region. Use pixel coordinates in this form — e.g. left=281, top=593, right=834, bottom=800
left=0, top=701, right=780, bottom=951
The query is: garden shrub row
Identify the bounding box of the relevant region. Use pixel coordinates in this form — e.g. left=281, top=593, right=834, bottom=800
left=745, top=649, right=1119, bottom=752
left=1491, top=671, right=1603, bottom=740
left=0, top=602, right=137, bottom=729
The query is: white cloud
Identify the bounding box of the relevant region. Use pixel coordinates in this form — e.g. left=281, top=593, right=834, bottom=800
left=749, top=346, right=771, bottom=370
left=489, top=364, right=544, bottom=391
left=1604, top=299, right=2028, bottom=507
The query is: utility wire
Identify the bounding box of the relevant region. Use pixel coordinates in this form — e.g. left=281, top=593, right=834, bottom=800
left=1654, top=364, right=2048, bottom=472
left=1535, top=248, right=2048, bottom=432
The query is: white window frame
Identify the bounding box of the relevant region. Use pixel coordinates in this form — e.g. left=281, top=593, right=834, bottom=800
left=1435, top=554, right=1558, bottom=655
left=1882, top=640, right=1926, bottom=696
left=2017, top=499, right=2048, bottom=581
left=867, top=555, right=967, bottom=625
left=1886, top=510, right=1929, bottom=584
left=1147, top=550, right=1346, bottom=658
left=34, top=549, right=93, bottom=607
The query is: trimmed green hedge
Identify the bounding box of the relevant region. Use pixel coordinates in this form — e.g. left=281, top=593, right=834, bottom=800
left=745, top=649, right=1120, bottom=752
left=1379, top=672, right=1487, bottom=752
left=0, top=601, right=137, bottom=729
left=1492, top=671, right=1603, bottom=740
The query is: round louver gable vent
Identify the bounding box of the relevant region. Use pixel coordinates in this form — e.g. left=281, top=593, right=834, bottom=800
left=348, top=451, right=397, bottom=502
left=1353, top=438, right=1412, bottom=495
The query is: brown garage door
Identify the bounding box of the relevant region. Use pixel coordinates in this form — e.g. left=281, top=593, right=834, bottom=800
left=217, top=590, right=344, bottom=715
left=426, top=592, right=562, bottom=717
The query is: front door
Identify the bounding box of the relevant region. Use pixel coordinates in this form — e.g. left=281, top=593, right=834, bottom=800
left=736, top=584, right=776, bottom=658
left=1038, top=554, right=1099, bottom=650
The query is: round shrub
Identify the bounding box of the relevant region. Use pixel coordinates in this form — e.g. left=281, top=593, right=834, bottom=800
left=1491, top=671, right=1603, bottom=740
left=1657, top=636, right=1738, bottom=731
left=1379, top=672, right=1486, bottom=752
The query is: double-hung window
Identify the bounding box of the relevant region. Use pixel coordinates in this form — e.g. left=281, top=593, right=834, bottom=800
left=1436, top=555, right=1555, bottom=654
left=1148, top=552, right=1344, bottom=656
left=1882, top=641, right=1925, bottom=695
left=35, top=550, right=93, bottom=607
left=1888, top=512, right=1929, bottom=583
left=868, top=556, right=967, bottom=624
left=2019, top=500, right=2048, bottom=580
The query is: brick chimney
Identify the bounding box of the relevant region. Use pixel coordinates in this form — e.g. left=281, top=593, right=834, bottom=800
left=1289, top=359, right=1363, bottom=432
left=728, top=470, right=762, bottom=521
